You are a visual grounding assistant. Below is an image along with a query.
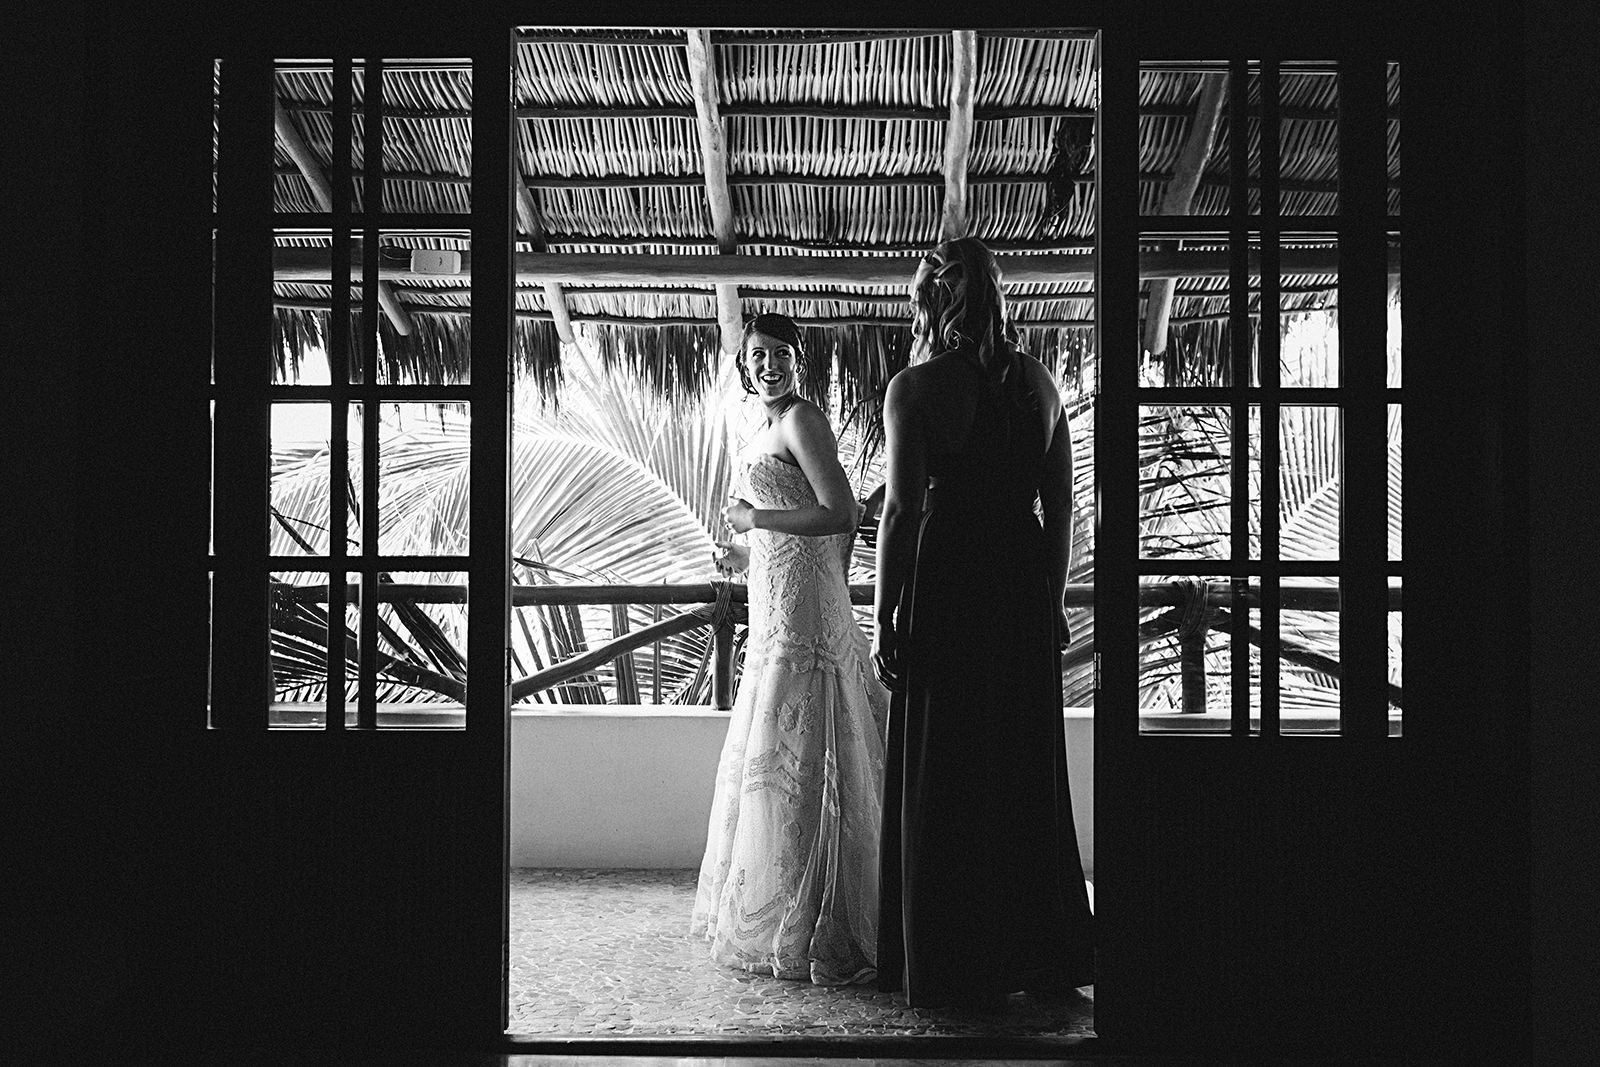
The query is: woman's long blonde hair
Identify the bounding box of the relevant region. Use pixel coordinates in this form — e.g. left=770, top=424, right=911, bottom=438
left=910, top=236, right=1030, bottom=411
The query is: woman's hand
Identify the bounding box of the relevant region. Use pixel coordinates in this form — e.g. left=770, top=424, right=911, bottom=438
left=722, top=496, right=757, bottom=534
left=1056, top=604, right=1074, bottom=650
left=872, top=618, right=906, bottom=693
left=711, top=540, right=749, bottom=577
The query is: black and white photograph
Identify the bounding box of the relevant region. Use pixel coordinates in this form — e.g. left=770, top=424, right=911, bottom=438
left=9, top=1, right=1594, bottom=1064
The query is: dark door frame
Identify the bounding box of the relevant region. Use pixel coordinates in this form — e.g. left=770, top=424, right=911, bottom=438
left=104, top=0, right=1528, bottom=1057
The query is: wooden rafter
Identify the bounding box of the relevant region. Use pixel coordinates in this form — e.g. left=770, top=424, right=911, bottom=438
left=684, top=28, right=743, bottom=356
left=282, top=100, right=1393, bottom=123
left=513, top=161, right=576, bottom=345
left=275, top=300, right=1282, bottom=332
left=272, top=98, right=413, bottom=336
left=274, top=247, right=1395, bottom=286
left=940, top=30, right=978, bottom=242
left=273, top=163, right=1376, bottom=197
left=1142, top=74, right=1230, bottom=357
left=514, top=103, right=1101, bottom=121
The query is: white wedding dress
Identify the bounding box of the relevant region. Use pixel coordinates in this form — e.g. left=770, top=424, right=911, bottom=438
left=690, top=452, right=889, bottom=985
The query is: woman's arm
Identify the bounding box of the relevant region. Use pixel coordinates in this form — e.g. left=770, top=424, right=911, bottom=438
left=724, top=402, right=858, bottom=537
left=1039, top=400, right=1076, bottom=635
left=872, top=372, right=927, bottom=690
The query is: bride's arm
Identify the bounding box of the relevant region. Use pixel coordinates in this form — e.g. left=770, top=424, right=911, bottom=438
left=724, top=402, right=858, bottom=537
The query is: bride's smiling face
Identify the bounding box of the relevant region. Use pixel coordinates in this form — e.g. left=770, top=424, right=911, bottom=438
left=745, top=332, right=799, bottom=402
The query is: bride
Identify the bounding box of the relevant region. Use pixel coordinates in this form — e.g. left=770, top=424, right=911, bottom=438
left=690, top=313, right=889, bottom=985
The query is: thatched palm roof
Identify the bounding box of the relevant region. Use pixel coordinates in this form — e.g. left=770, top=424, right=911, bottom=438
left=252, top=29, right=1399, bottom=401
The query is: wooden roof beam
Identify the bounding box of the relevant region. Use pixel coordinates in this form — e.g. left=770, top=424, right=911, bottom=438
left=1142, top=73, right=1228, bottom=358
left=273, top=97, right=414, bottom=337
left=274, top=247, right=1396, bottom=286
left=513, top=161, right=576, bottom=345
left=685, top=28, right=744, bottom=357
left=513, top=103, right=1101, bottom=122
left=283, top=101, right=1387, bottom=123
left=276, top=300, right=1250, bottom=332
left=513, top=29, right=1097, bottom=47
left=939, top=31, right=978, bottom=242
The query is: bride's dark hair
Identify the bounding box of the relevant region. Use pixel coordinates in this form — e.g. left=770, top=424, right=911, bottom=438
left=910, top=236, right=1032, bottom=413
left=735, top=312, right=806, bottom=397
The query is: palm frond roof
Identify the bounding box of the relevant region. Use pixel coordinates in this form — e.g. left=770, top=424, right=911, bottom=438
left=249, top=29, right=1399, bottom=398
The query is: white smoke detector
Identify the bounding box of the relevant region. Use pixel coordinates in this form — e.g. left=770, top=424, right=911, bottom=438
left=409, top=249, right=462, bottom=274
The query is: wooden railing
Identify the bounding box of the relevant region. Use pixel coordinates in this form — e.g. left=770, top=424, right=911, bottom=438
left=279, top=579, right=1401, bottom=711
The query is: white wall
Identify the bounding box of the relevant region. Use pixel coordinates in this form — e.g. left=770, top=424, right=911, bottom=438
left=510, top=706, right=1095, bottom=876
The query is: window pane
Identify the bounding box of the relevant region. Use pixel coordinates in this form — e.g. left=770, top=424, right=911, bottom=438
left=378, top=402, right=470, bottom=556
left=271, top=402, right=332, bottom=555
left=274, top=60, right=334, bottom=213
left=1139, top=576, right=1258, bottom=733
left=208, top=400, right=215, bottom=556
left=353, top=59, right=473, bottom=215
left=1140, top=405, right=1234, bottom=560
left=1388, top=578, right=1403, bottom=737
left=374, top=230, right=472, bottom=385
left=212, top=60, right=221, bottom=215
left=1139, top=234, right=1236, bottom=387
left=1280, top=235, right=1339, bottom=387
left=1282, top=64, right=1338, bottom=215
left=272, top=229, right=336, bottom=385
left=1139, top=66, right=1231, bottom=216
left=1387, top=232, right=1402, bottom=387
left=1388, top=404, right=1402, bottom=562
left=1280, top=578, right=1340, bottom=734
left=206, top=571, right=215, bottom=727
left=374, top=570, right=467, bottom=726
left=1247, top=404, right=1263, bottom=559
left=338, top=571, right=361, bottom=726
left=210, top=229, right=217, bottom=385
left=1387, top=62, right=1400, bottom=218
left=347, top=403, right=364, bottom=554
left=1280, top=405, right=1342, bottom=562
left=270, top=570, right=334, bottom=727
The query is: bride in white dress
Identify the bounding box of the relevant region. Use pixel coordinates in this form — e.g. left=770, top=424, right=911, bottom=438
left=690, top=314, right=889, bottom=985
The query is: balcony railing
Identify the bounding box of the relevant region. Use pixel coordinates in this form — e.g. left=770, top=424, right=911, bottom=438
left=272, top=578, right=1401, bottom=714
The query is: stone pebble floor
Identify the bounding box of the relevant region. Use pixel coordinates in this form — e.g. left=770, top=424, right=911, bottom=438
left=508, top=868, right=1094, bottom=1037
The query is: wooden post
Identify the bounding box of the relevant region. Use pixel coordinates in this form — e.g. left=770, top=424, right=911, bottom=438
left=685, top=28, right=746, bottom=356
left=711, top=616, right=736, bottom=710
left=652, top=602, right=661, bottom=704
left=939, top=31, right=977, bottom=242
left=1177, top=577, right=1213, bottom=713
left=1180, top=629, right=1208, bottom=713
left=514, top=169, right=576, bottom=345
left=1142, top=73, right=1229, bottom=359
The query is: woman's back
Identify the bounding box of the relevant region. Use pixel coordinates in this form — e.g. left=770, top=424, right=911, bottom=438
left=876, top=343, right=1095, bottom=1005
left=903, top=346, right=1061, bottom=468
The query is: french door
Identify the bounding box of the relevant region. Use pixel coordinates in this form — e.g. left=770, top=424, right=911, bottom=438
left=208, top=25, right=515, bottom=1037
left=202, top=9, right=1517, bottom=1053
left=1092, top=26, right=1418, bottom=1049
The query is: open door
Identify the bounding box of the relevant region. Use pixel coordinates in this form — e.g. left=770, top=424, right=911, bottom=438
left=206, top=24, right=516, bottom=1041
left=1089, top=20, right=1517, bottom=1053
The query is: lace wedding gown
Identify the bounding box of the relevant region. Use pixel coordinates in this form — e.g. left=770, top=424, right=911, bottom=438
left=691, top=453, right=888, bottom=985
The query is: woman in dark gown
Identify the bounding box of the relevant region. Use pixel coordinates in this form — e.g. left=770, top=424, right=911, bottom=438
left=871, top=236, right=1095, bottom=1008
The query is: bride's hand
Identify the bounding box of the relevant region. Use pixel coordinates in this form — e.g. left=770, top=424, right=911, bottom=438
left=872, top=619, right=906, bottom=693
left=711, top=540, right=749, bottom=576
left=722, top=496, right=757, bottom=534
left=1056, top=604, right=1073, bottom=650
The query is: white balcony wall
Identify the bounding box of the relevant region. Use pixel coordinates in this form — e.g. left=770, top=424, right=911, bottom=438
left=511, top=707, right=1095, bottom=876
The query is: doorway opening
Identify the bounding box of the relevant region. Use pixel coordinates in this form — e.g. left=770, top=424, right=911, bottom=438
left=498, top=25, right=1100, bottom=1038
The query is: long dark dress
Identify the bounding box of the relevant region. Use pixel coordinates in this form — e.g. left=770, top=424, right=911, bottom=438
left=877, top=349, right=1096, bottom=1005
